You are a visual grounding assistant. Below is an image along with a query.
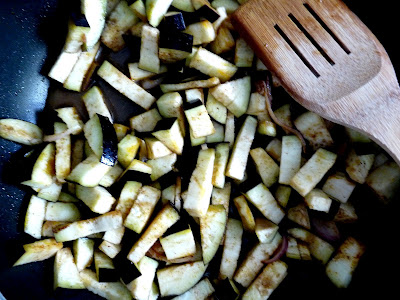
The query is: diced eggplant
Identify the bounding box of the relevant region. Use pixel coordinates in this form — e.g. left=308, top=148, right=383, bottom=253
left=287, top=227, right=334, bottom=264
left=290, top=148, right=337, bottom=197
left=64, top=20, right=89, bottom=53
left=304, top=189, right=332, bottom=213
left=233, top=195, right=255, bottom=232
left=79, top=269, right=132, bottom=300
left=245, top=183, right=285, bottom=224
left=63, top=42, right=99, bottom=92
left=345, top=149, right=375, bottom=184
left=30, top=143, right=55, bottom=186
left=211, top=182, right=231, bottom=219
left=274, top=185, right=292, bottom=208
left=366, top=161, right=400, bottom=203
left=45, top=202, right=80, bottom=222
left=212, top=143, right=230, bottom=188
left=189, top=47, right=237, bottom=82
left=279, top=135, right=302, bottom=185
left=67, top=155, right=112, bottom=187
left=334, top=202, right=358, bottom=223
left=146, top=0, right=174, bottom=27
left=128, top=204, right=180, bottom=263
left=266, top=138, right=282, bottom=162
left=97, top=61, right=156, bottom=110
left=54, top=211, right=123, bottom=242
left=322, top=172, right=356, bottom=203
left=287, top=203, right=310, bottom=229
left=233, top=233, right=282, bottom=287
left=24, top=195, right=47, bottom=239
left=99, top=163, right=124, bottom=187
left=101, top=0, right=139, bottom=51
left=13, top=238, right=63, bottom=266
left=171, top=0, right=195, bottom=12
left=126, top=256, right=159, bottom=300
left=326, top=237, right=365, bottom=288
left=42, top=221, right=67, bottom=237
left=147, top=153, right=177, bottom=181
left=81, top=0, right=107, bottom=49
left=48, top=50, right=81, bottom=84
left=183, top=148, right=215, bottom=217
left=130, top=108, right=162, bottom=132
left=76, top=185, right=116, bottom=214
left=160, top=228, right=196, bottom=260
left=255, top=218, right=279, bottom=244
left=124, top=185, right=161, bottom=233
left=84, top=114, right=118, bottom=166
left=152, top=119, right=184, bottom=155
left=156, top=92, right=183, bottom=118
left=159, top=32, right=194, bottom=63
left=225, top=115, right=257, bottom=180
left=183, top=20, right=216, bottom=45
left=35, top=181, right=61, bottom=202
left=210, top=76, right=251, bottom=117
left=99, top=240, right=122, bottom=259
left=114, top=181, right=142, bottom=220
left=242, top=260, right=288, bottom=300
left=224, top=111, right=235, bottom=148
left=73, top=238, right=94, bottom=271
left=294, top=111, right=333, bottom=150
left=234, top=37, right=254, bottom=67
left=53, top=122, right=71, bottom=182
left=219, top=218, right=243, bottom=280
left=55, top=107, right=84, bottom=135
left=130, top=0, right=147, bottom=22
left=161, top=12, right=186, bottom=31
left=54, top=247, right=85, bottom=289
left=82, top=86, right=113, bottom=123
left=157, top=261, right=207, bottom=297
left=172, top=278, right=215, bottom=300
left=160, top=76, right=220, bottom=93
left=94, top=250, right=119, bottom=282
left=250, top=148, right=279, bottom=188
left=200, top=204, right=227, bottom=264
left=117, top=134, right=141, bottom=169
left=0, top=118, right=43, bottom=145
left=184, top=100, right=215, bottom=138
left=139, top=25, right=160, bottom=73
left=274, top=104, right=293, bottom=134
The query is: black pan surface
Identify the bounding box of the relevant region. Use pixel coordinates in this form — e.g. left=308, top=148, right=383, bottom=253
left=1, top=0, right=399, bottom=299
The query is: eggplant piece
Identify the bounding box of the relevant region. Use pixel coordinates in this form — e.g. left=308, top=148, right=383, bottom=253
left=159, top=31, right=194, bottom=63
left=94, top=250, right=119, bottom=282
left=160, top=12, right=186, bottom=32
left=54, top=247, right=85, bottom=289
left=192, top=0, right=220, bottom=22
left=84, top=113, right=118, bottom=167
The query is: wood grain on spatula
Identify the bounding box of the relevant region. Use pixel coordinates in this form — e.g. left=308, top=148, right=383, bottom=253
left=232, top=0, right=400, bottom=164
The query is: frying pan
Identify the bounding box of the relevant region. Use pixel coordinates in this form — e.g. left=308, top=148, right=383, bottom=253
left=0, top=0, right=399, bottom=299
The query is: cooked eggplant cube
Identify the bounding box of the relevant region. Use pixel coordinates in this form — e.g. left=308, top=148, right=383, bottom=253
left=84, top=114, right=118, bottom=166
left=152, top=119, right=184, bottom=155
left=73, top=238, right=94, bottom=271
left=126, top=256, right=159, bottom=300
left=54, top=247, right=85, bottom=289
left=146, top=0, right=174, bottom=27
left=160, top=31, right=193, bottom=54
left=13, top=238, right=63, bottom=267
left=94, top=250, right=119, bottom=282
left=184, top=100, right=215, bottom=138
left=0, top=118, right=43, bottom=145
left=171, top=0, right=195, bottom=12
left=196, top=4, right=220, bottom=22
left=161, top=12, right=186, bottom=31
left=66, top=155, right=112, bottom=187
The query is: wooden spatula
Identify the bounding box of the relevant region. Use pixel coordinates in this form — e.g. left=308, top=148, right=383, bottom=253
left=232, top=0, right=400, bottom=164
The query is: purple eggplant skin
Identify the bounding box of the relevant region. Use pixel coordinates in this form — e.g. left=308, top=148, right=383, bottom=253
left=98, top=114, right=118, bottom=167
left=159, top=31, right=194, bottom=53
left=160, top=12, right=186, bottom=31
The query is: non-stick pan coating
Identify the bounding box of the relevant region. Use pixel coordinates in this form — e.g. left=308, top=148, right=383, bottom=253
left=1, top=1, right=399, bottom=299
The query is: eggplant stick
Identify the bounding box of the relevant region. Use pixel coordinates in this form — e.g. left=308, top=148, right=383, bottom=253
left=256, top=77, right=307, bottom=152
